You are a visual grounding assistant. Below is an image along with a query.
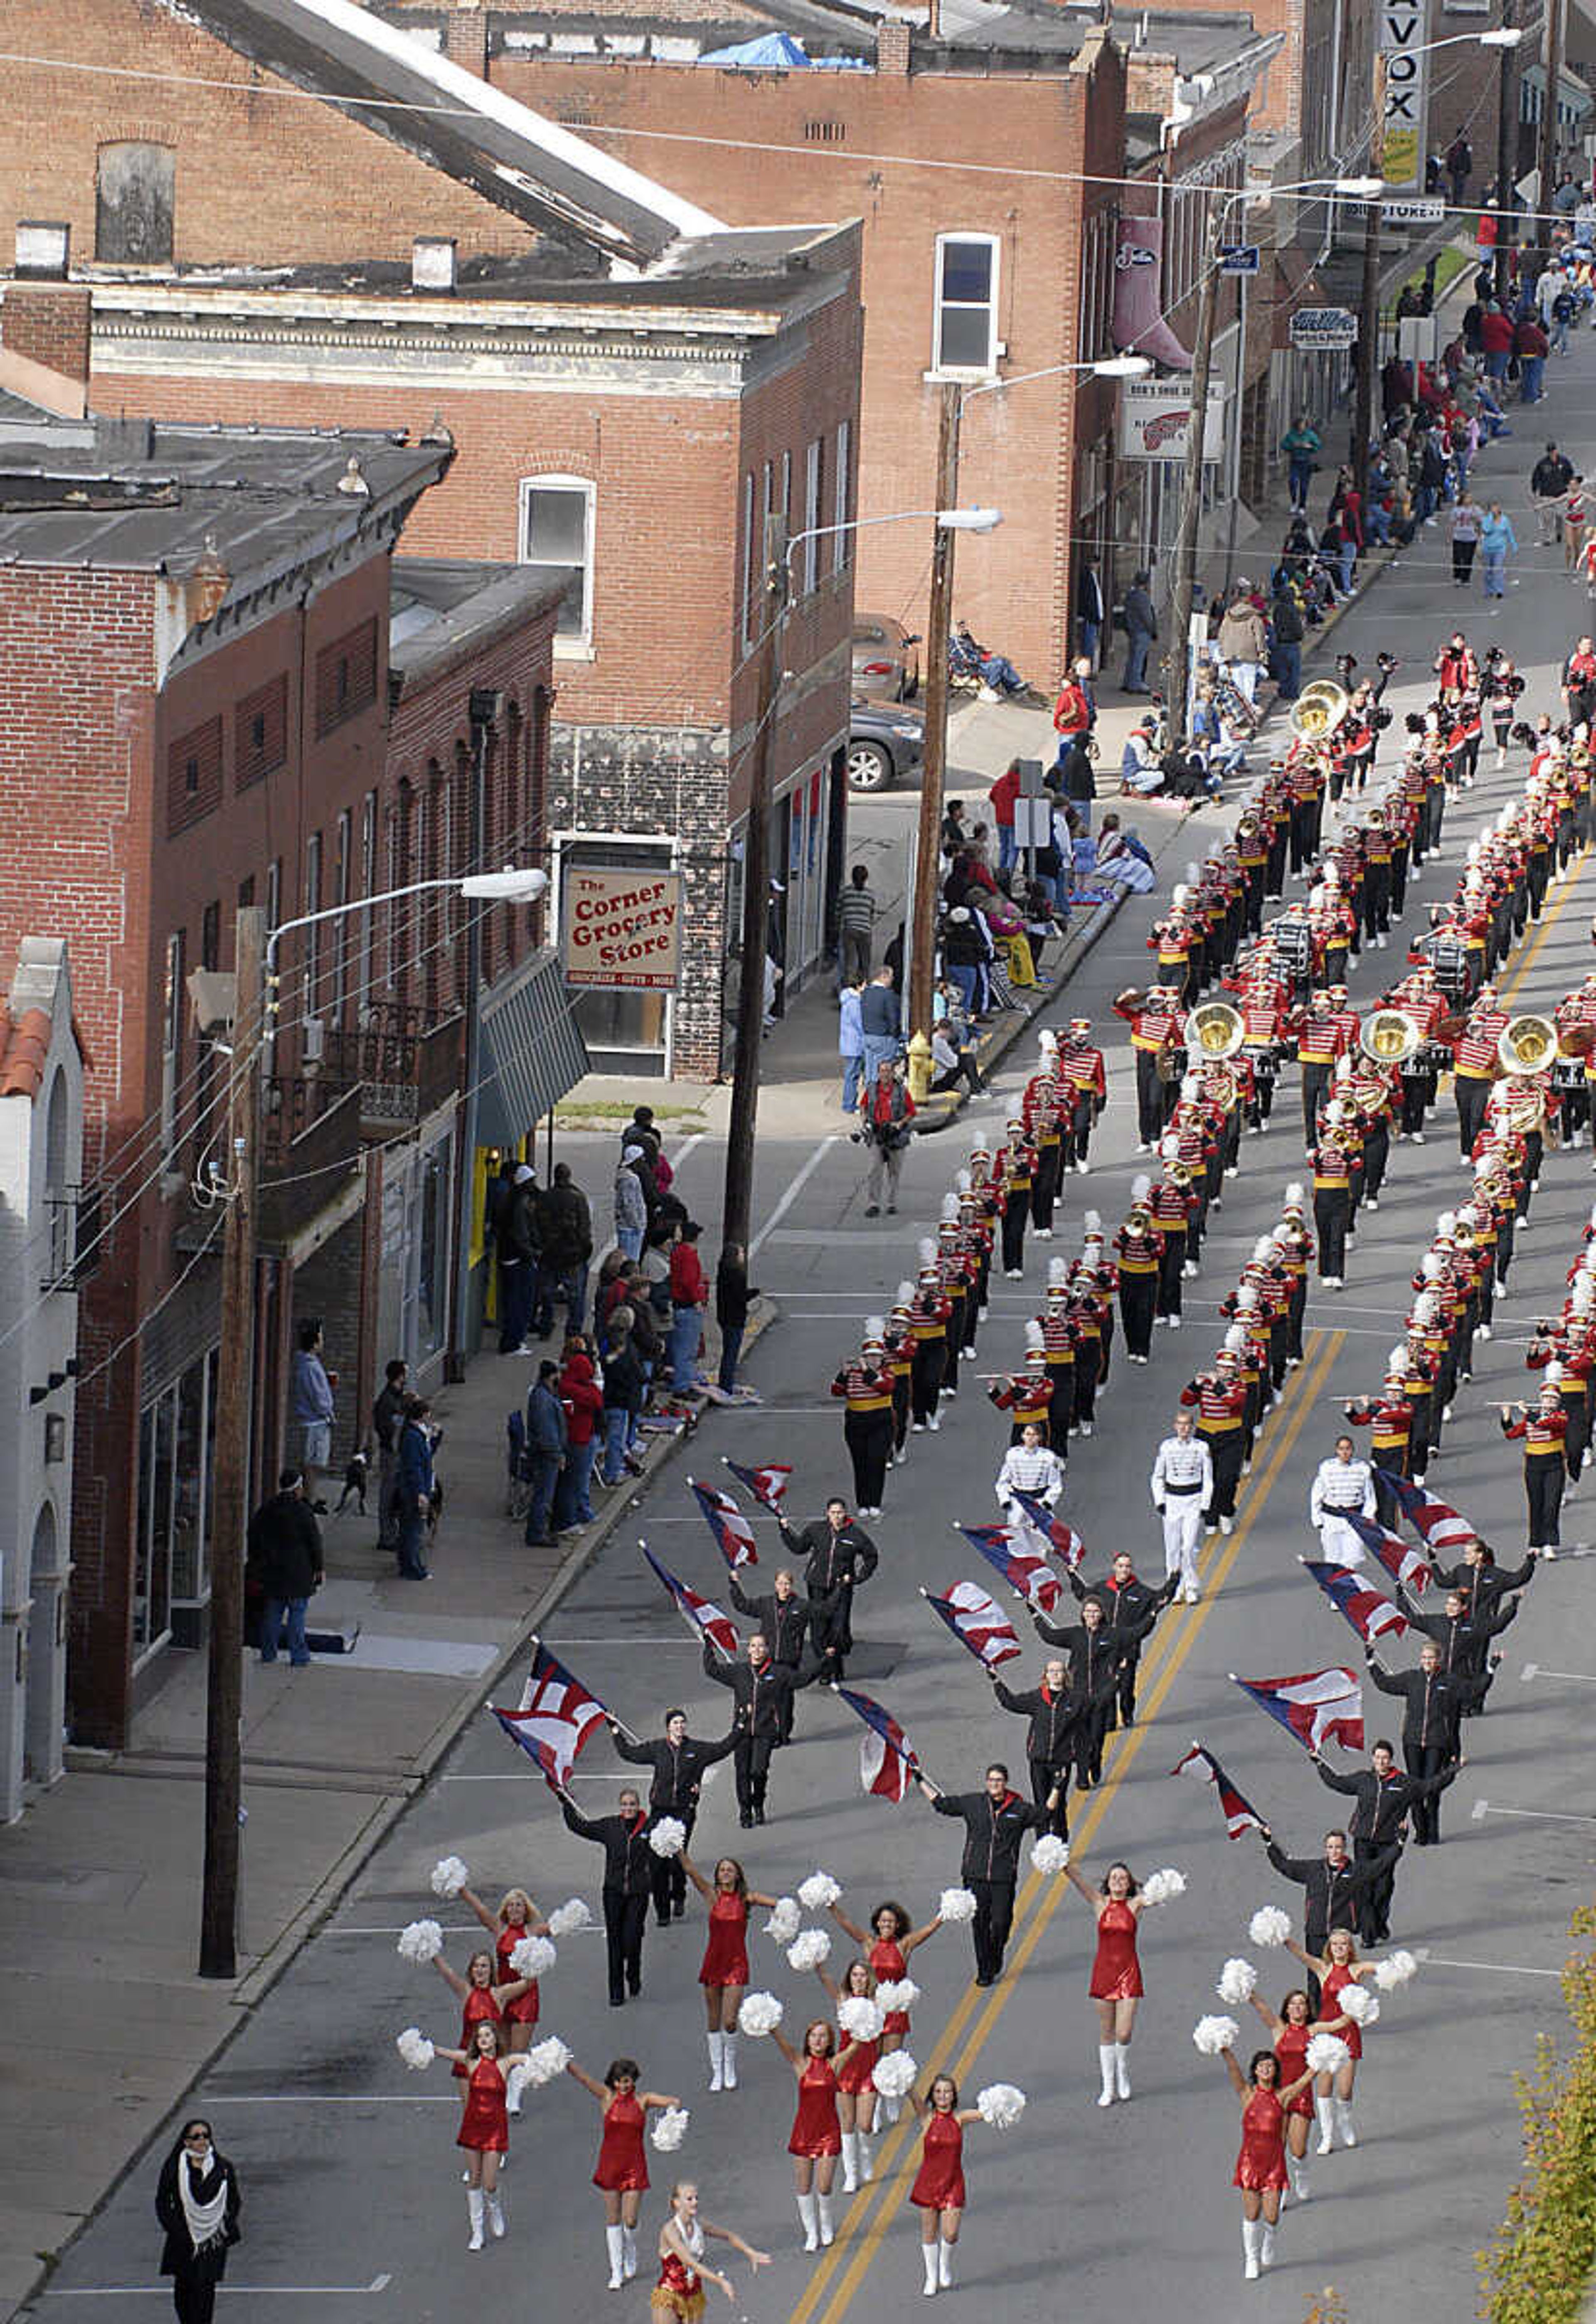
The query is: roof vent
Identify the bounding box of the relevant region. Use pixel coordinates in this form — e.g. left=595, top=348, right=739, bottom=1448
left=15, top=221, right=70, bottom=280
left=337, top=456, right=372, bottom=499
left=412, top=236, right=458, bottom=294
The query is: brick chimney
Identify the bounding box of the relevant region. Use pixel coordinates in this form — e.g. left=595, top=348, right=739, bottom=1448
left=444, top=0, right=489, bottom=77
left=1, top=223, right=91, bottom=416
left=876, top=19, right=911, bottom=72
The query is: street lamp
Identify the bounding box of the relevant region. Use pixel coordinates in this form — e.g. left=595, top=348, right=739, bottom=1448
left=199, top=860, right=547, bottom=1982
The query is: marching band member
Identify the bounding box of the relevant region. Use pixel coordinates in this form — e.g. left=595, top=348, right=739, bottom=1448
left=1113, top=1181, right=1164, bottom=1364
left=1180, top=1337, right=1249, bottom=1535
left=1150, top=1147, right=1199, bottom=1328
left=1364, top=1640, right=1484, bottom=1844
left=1058, top=1016, right=1108, bottom=1173
left=830, top=1322, right=894, bottom=1516
left=1311, top=1123, right=1353, bottom=1289
left=1500, top=1373, right=1570, bottom=1556
left=1343, top=1352, right=1415, bottom=1523
left=1037, top=1260, right=1078, bottom=1443
left=989, top=1654, right=1088, bottom=1840
left=908, top=1252, right=954, bottom=1433
left=994, top=1420, right=1065, bottom=1525
left=996, top=1120, right=1037, bottom=1278
left=1066, top=1549, right=1178, bottom=1728
left=1308, top=1433, right=1375, bottom=1566
left=1150, top=1408, right=1213, bottom=1603
left=1113, top=982, right=1185, bottom=1151
left=988, top=1327, right=1055, bottom=1444
left=1020, top=1033, right=1063, bottom=1239
left=1293, top=989, right=1347, bottom=1145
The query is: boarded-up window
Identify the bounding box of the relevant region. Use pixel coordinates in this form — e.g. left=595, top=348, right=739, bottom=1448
left=96, top=143, right=175, bottom=264
left=167, top=715, right=222, bottom=837
left=314, top=618, right=378, bottom=736
left=235, top=673, right=288, bottom=788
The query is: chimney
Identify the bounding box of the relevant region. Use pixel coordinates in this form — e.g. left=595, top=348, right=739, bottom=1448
left=876, top=19, right=911, bottom=71
left=444, top=0, right=489, bottom=77
left=186, top=537, right=231, bottom=628
left=412, top=236, right=458, bottom=293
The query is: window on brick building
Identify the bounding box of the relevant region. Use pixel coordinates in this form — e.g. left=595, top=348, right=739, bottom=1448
left=166, top=714, right=221, bottom=836
left=332, top=809, right=350, bottom=1022
left=359, top=790, right=377, bottom=1017
left=95, top=142, right=175, bottom=264
left=933, top=234, right=1000, bottom=375
left=314, top=619, right=377, bottom=737
left=802, top=439, right=824, bottom=594
left=740, top=471, right=756, bottom=653
left=833, top=421, right=852, bottom=575
left=160, top=929, right=185, bottom=1168
left=303, top=831, right=323, bottom=1017
left=235, top=674, right=287, bottom=788
left=265, top=858, right=281, bottom=937
left=518, top=476, right=594, bottom=649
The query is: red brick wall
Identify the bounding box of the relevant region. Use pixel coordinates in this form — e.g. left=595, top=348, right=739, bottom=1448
left=0, top=281, right=92, bottom=381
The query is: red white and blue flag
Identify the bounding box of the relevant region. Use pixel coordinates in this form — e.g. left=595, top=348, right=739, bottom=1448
left=641, top=1540, right=739, bottom=1661
left=834, top=1684, right=921, bottom=1803
left=723, top=1459, right=793, bottom=1514
left=921, top=1581, right=1021, bottom=1669
left=957, top=1523, right=1063, bottom=1615
left=1231, top=1665, right=1364, bottom=1754
left=493, top=1640, right=612, bottom=1789
left=1346, top=1513, right=1433, bottom=1596
left=690, top=1478, right=759, bottom=1570
left=1170, top=1741, right=1267, bottom=1840
left=1378, top=1472, right=1479, bottom=1557
left=1010, top=1488, right=1087, bottom=1573
left=1300, top=1558, right=1409, bottom=1646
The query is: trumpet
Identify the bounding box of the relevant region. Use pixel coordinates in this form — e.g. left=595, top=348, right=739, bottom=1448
left=1184, top=1000, right=1245, bottom=1060
left=1289, top=679, right=1351, bottom=744
left=1361, top=1008, right=1421, bottom=1066
left=1497, top=1014, right=1558, bottom=1076
left=1126, top=1206, right=1152, bottom=1235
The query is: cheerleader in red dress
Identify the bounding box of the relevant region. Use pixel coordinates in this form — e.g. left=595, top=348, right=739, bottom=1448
left=680, top=1850, right=778, bottom=2094
left=460, top=1882, right=550, bottom=2054
left=651, top=2181, right=769, bottom=2319
left=813, top=1955, right=881, bottom=2190
left=1063, top=1856, right=1147, bottom=2105
left=427, top=1949, right=536, bottom=2078
left=1246, top=1987, right=1354, bottom=2203
left=1215, top=2043, right=1314, bottom=2279
left=1286, top=1925, right=1375, bottom=2152
left=565, top=2054, right=682, bottom=2290
left=768, top=2019, right=861, bottom=2253
left=828, top=1895, right=943, bottom=2117
left=426, top=2020, right=512, bottom=2249
left=908, top=2074, right=985, bottom=2297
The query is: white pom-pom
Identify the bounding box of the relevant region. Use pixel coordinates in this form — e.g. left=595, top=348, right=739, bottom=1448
left=798, top=1871, right=843, bottom=1913
left=764, top=1897, right=801, bottom=1945
left=397, top=1918, right=445, bottom=1965
left=1217, top=1958, right=1257, bottom=2006
left=510, top=1934, right=557, bottom=1980
left=1305, top=2032, right=1351, bottom=2076
left=547, top=1898, right=592, bottom=1938
left=1338, top=1983, right=1378, bottom=2026
left=1192, top=2015, right=1239, bottom=2057
left=649, top=1817, right=687, bottom=1859
left=738, top=1991, right=784, bottom=2038
left=873, top=1978, right=920, bottom=2017
left=520, top=2035, right=572, bottom=2086
left=650, top=2105, right=690, bottom=2153
left=872, top=2050, right=918, bottom=2100
left=938, top=1887, right=978, bottom=1925
left=838, top=1995, right=884, bottom=2043
left=1140, top=1867, right=1187, bottom=1908
left=396, top=2027, right=435, bottom=2070
left=430, top=1855, right=469, bottom=1899
left=1031, top=1835, right=1070, bottom=1875
left=1374, top=1948, right=1419, bottom=1992
left=975, top=2082, right=1026, bottom=2130
left=787, top=1929, right=832, bottom=1973
left=1249, top=1906, right=1293, bottom=1949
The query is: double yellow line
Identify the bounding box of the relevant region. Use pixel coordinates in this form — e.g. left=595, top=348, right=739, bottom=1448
left=788, top=1326, right=1345, bottom=2324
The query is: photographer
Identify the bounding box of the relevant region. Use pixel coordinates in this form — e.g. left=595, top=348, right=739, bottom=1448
left=856, top=1057, right=916, bottom=1218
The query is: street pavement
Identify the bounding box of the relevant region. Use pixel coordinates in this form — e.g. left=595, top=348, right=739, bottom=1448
left=18, top=369, right=1596, bottom=2322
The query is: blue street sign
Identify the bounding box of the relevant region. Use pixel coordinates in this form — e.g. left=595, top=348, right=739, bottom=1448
left=1219, top=244, right=1261, bottom=276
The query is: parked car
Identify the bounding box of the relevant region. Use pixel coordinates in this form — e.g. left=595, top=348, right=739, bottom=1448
left=852, top=613, right=921, bottom=702
left=847, top=698, right=924, bottom=792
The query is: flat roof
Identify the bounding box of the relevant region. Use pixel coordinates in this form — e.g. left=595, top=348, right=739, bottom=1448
left=390, top=557, right=566, bottom=682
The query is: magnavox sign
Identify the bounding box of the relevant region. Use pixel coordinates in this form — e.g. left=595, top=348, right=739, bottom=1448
left=563, top=865, right=684, bottom=991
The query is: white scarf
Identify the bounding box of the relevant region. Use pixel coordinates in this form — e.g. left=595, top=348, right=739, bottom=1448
left=178, top=2151, right=230, bottom=2255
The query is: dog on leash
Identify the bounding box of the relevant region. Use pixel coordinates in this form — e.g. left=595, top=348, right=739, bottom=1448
left=335, top=1449, right=369, bottom=1516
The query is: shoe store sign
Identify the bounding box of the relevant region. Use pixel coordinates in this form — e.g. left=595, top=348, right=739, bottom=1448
left=1290, top=307, right=1360, bottom=351
left=1118, top=379, right=1226, bottom=462
left=563, top=865, right=684, bottom=990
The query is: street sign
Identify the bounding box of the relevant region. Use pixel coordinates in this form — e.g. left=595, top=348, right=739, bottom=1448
left=1290, top=306, right=1359, bottom=351
left=1219, top=244, right=1261, bottom=275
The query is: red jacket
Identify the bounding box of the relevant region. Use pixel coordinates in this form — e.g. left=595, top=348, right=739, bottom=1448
left=988, top=763, right=1022, bottom=829
left=669, top=1241, right=709, bottom=1308
left=1515, top=317, right=1549, bottom=358
left=559, top=1352, right=604, bottom=1446
left=1480, top=310, right=1513, bottom=355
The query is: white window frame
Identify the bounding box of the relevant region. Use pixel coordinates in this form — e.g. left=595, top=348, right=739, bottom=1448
left=517, top=473, right=596, bottom=657
left=931, top=231, right=1001, bottom=379
left=832, top=420, right=852, bottom=575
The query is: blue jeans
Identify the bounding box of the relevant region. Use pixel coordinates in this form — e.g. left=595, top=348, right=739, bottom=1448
left=860, top=1032, right=899, bottom=1086
left=998, top=824, right=1017, bottom=872
left=841, top=1052, right=863, bottom=1113
left=533, top=1261, right=589, bottom=1339
left=1274, top=640, right=1302, bottom=699
left=397, top=1506, right=430, bottom=1580
left=260, top=1597, right=309, bottom=1664
left=524, top=1450, right=562, bottom=1544
left=1079, top=619, right=1101, bottom=668
left=1521, top=356, right=1545, bottom=403
left=1366, top=505, right=1392, bottom=546
left=1288, top=457, right=1313, bottom=509
left=1337, top=541, right=1355, bottom=593
left=945, top=963, right=979, bottom=1019
left=669, top=1303, right=702, bottom=1391
left=1481, top=545, right=1507, bottom=597
left=1554, top=315, right=1571, bottom=354
left=616, top=1225, right=643, bottom=1261
left=1414, top=483, right=1437, bottom=524
left=718, top=1323, right=744, bottom=1395
left=1485, top=348, right=1509, bottom=382
left=554, top=1436, right=596, bottom=1530
left=1124, top=630, right=1153, bottom=690
left=601, top=1404, right=631, bottom=1484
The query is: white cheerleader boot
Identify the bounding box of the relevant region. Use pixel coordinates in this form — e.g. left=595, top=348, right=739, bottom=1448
left=1241, top=2218, right=1261, bottom=2281
left=1114, top=2043, right=1132, bottom=2100
left=467, top=2188, right=486, bottom=2253
left=1315, top=2092, right=1336, bottom=2156
left=857, top=2130, right=874, bottom=2182
left=817, top=2193, right=835, bottom=2248
left=1287, top=2151, right=1310, bottom=2202
left=922, top=2243, right=940, bottom=2297
left=840, top=2131, right=860, bottom=2194
left=1335, top=2093, right=1357, bottom=2148
left=707, top=2031, right=724, bottom=2092
left=938, top=2238, right=954, bottom=2289
left=605, top=2223, right=626, bottom=2290
left=797, top=2193, right=820, bottom=2253
left=487, top=2191, right=506, bottom=2240
left=1098, top=2043, right=1118, bottom=2106
left=1259, top=2221, right=1276, bottom=2270
left=721, top=2031, right=739, bottom=2090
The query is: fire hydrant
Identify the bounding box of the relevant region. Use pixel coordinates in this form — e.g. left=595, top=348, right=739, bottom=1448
left=905, top=1029, right=933, bottom=1103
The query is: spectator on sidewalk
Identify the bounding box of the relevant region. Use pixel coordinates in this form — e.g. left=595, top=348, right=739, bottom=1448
left=857, top=1057, right=916, bottom=1217
left=1515, top=310, right=1549, bottom=403
left=534, top=1161, right=593, bottom=1340
left=496, top=1164, right=540, bottom=1352
left=613, top=1150, right=648, bottom=1261
left=599, top=1306, right=646, bottom=1484
left=1531, top=441, right=1573, bottom=541
left=1480, top=503, right=1518, bottom=599
left=837, top=863, right=877, bottom=985
left=1445, top=128, right=1472, bottom=209
left=930, top=1017, right=984, bottom=1098
left=523, top=1362, right=568, bottom=1547
left=289, top=1320, right=335, bottom=1512
left=838, top=975, right=865, bottom=1114
left=1052, top=657, right=1096, bottom=758
left=1280, top=416, right=1320, bottom=511
left=667, top=1220, right=710, bottom=1394
left=554, top=1338, right=603, bottom=1531
left=1077, top=562, right=1106, bottom=669
left=1270, top=580, right=1305, bottom=700
left=1450, top=492, right=1483, bottom=586
left=1217, top=585, right=1270, bottom=706
left=1056, top=728, right=1098, bottom=838
left=249, top=1469, right=324, bottom=1667
left=941, top=906, right=988, bottom=1020
left=715, top=1241, right=756, bottom=1395
left=1121, top=571, right=1158, bottom=694
left=1479, top=300, right=1514, bottom=385
left=859, top=963, right=902, bottom=1084
left=988, top=760, right=1022, bottom=874
left=372, top=1357, right=408, bottom=1556
left=397, top=1395, right=436, bottom=1580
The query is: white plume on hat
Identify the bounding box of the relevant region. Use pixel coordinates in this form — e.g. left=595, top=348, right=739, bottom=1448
left=1083, top=1209, right=1102, bottom=1233
left=1252, top=1235, right=1276, bottom=1263
left=1284, top=1182, right=1304, bottom=1206
left=1025, top=1320, right=1046, bottom=1354
left=1545, top=1361, right=1566, bottom=1386
left=864, top=1314, right=886, bottom=1342
left=1436, top=1211, right=1456, bottom=1238
left=919, top=1238, right=937, bottom=1268
left=1048, top=1257, right=1069, bottom=1290
left=1421, top=1253, right=1443, bottom=1280
left=956, top=1168, right=972, bottom=1195
left=1131, top=1173, right=1152, bottom=1203
left=1387, top=1344, right=1408, bottom=1373
left=1224, top=1324, right=1247, bottom=1353
left=897, top=1278, right=916, bottom=1305
left=1039, top=1028, right=1058, bottom=1053
left=1172, top=883, right=1191, bottom=907
left=941, top=1192, right=960, bottom=1224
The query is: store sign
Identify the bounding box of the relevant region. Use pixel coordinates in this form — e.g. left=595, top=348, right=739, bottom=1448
left=1381, top=0, right=1429, bottom=191
left=1290, top=306, right=1359, bottom=350
left=563, top=866, right=683, bottom=991
left=1117, top=379, right=1225, bottom=463
left=1381, top=196, right=1446, bottom=224
left=1219, top=244, right=1261, bottom=275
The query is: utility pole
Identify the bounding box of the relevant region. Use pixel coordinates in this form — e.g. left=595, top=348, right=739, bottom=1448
left=908, top=382, right=963, bottom=1049
left=1538, top=0, right=1565, bottom=268
left=447, top=692, right=496, bottom=1383
left=199, top=904, right=264, bottom=1979
left=1495, top=0, right=1520, bottom=303
left=1164, top=207, right=1222, bottom=752
left=1354, top=54, right=1389, bottom=505
left=722, top=517, right=787, bottom=1252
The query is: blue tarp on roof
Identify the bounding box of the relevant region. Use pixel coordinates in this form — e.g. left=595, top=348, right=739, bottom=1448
left=697, top=31, right=870, bottom=66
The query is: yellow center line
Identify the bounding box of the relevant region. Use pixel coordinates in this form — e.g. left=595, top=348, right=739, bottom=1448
left=788, top=1327, right=1344, bottom=2324
left=1495, top=842, right=1589, bottom=1007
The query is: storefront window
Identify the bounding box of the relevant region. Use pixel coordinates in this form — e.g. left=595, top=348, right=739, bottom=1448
left=134, top=1345, right=222, bottom=1657
left=416, top=1145, right=445, bottom=1361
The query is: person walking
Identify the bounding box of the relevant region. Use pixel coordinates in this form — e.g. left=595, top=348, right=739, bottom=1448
left=1149, top=1408, right=1212, bottom=1603
left=563, top=2054, right=682, bottom=2287
left=652, top=2181, right=769, bottom=2312
left=559, top=1782, right=655, bottom=2007
left=667, top=1220, right=710, bottom=1395
left=858, top=965, right=902, bottom=1086
left=371, top=1356, right=407, bottom=1556
left=1077, top=564, right=1106, bottom=669
left=1209, top=2037, right=1315, bottom=2282
left=155, top=2120, right=241, bottom=2324
left=396, top=1393, right=436, bottom=1581
left=678, top=1848, right=782, bottom=2093
left=1280, top=417, right=1320, bottom=512
left=1310, top=1736, right=1457, bottom=1940
left=1121, top=571, right=1158, bottom=694
left=918, top=1762, right=1056, bottom=1987
left=248, top=1469, right=323, bottom=1667
left=1255, top=1824, right=1399, bottom=1956
left=289, top=1319, right=335, bottom=1510
left=1480, top=502, right=1517, bottom=599
left=1308, top=1434, right=1375, bottom=1566
left=1269, top=580, right=1304, bottom=700
left=837, top=864, right=878, bottom=987
left=523, top=1360, right=568, bottom=1548
left=1062, top=1853, right=1153, bottom=2106
left=1532, top=441, right=1575, bottom=541
left=858, top=1059, right=916, bottom=1219
left=780, top=1495, right=879, bottom=1677
left=700, top=1631, right=823, bottom=1826
left=611, top=1707, right=737, bottom=1926
left=988, top=1654, right=1082, bottom=1840
left=1365, top=1640, right=1485, bottom=1840
left=838, top=977, right=865, bottom=1115
left=1217, top=587, right=1269, bottom=707
left=1449, top=492, right=1483, bottom=586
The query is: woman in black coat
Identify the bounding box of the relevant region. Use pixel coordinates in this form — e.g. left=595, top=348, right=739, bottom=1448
left=155, top=2120, right=241, bottom=2324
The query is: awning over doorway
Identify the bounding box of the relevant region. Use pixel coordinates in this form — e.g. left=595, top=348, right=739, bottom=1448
left=476, top=948, right=590, bottom=1146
